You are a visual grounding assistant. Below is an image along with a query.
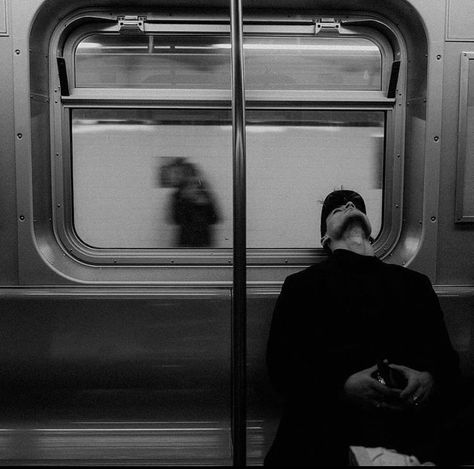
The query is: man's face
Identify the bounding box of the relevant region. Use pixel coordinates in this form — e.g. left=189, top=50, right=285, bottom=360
left=325, top=201, right=372, bottom=241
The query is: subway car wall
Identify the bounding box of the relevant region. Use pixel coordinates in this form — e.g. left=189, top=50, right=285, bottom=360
left=0, top=0, right=473, bottom=465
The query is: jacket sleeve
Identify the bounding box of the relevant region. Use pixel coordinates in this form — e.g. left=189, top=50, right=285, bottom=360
left=266, top=277, right=301, bottom=398
left=266, top=275, right=362, bottom=401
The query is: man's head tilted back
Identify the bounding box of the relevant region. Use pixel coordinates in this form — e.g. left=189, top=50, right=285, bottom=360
left=320, top=190, right=373, bottom=253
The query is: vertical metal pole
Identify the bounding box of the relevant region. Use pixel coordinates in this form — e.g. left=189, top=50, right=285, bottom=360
left=230, top=0, right=247, bottom=466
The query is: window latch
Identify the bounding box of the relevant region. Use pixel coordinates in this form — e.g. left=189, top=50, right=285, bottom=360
left=314, top=18, right=341, bottom=34
left=118, top=16, right=146, bottom=34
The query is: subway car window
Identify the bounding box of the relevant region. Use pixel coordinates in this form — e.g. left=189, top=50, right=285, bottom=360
left=71, top=109, right=383, bottom=250
left=246, top=110, right=384, bottom=248
left=57, top=19, right=398, bottom=263
left=243, top=36, right=382, bottom=91
left=71, top=109, right=232, bottom=249
left=75, top=35, right=232, bottom=89
left=74, top=34, right=382, bottom=91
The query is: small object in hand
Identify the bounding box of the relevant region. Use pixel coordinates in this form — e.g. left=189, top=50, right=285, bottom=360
left=372, top=359, right=407, bottom=388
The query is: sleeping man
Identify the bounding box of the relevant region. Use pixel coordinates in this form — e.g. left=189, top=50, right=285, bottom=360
left=265, top=189, right=473, bottom=466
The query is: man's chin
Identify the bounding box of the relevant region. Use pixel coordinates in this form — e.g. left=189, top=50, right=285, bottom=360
left=340, top=212, right=372, bottom=237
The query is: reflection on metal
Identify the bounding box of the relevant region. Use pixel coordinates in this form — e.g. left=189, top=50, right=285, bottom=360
left=230, top=0, right=247, bottom=466
left=0, top=422, right=232, bottom=464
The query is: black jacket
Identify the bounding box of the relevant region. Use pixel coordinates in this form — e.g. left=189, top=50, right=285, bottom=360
left=265, top=250, right=461, bottom=466
left=267, top=249, right=460, bottom=406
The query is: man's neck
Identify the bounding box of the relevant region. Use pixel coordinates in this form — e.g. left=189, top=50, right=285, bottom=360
left=330, top=223, right=374, bottom=256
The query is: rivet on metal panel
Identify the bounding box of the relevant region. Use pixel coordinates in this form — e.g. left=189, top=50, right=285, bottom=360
left=431, top=216, right=437, bottom=222
left=57, top=204, right=61, bottom=208
left=434, top=136, right=440, bottom=142
left=436, top=54, right=442, bottom=60
left=16, top=133, right=22, bottom=139
left=397, top=154, right=400, bottom=158
left=19, top=215, right=25, bottom=221
left=14, top=49, right=20, bottom=55
left=284, top=259, right=288, bottom=264
left=395, top=204, right=399, bottom=208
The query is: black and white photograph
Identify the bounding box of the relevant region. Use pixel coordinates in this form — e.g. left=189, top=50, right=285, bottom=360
left=1, top=0, right=474, bottom=466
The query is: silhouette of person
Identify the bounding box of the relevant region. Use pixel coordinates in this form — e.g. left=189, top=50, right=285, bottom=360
left=171, top=161, right=219, bottom=247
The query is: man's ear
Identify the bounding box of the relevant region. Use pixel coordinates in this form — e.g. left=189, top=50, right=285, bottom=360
left=321, top=235, right=332, bottom=254
left=320, top=234, right=330, bottom=247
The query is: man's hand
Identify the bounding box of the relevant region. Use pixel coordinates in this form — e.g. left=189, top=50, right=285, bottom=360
left=343, top=365, right=403, bottom=411
left=389, top=364, right=434, bottom=408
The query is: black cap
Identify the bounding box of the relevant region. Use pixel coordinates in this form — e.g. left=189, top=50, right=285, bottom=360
left=320, top=190, right=367, bottom=239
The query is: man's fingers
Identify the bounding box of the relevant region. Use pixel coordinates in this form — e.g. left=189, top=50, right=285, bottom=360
left=388, top=363, right=408, bottom=374
left=400, top=381, right=420, bottom=400
left=371, top=380, right=401, bottom=398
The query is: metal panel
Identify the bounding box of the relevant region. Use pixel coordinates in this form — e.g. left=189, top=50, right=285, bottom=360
left=389, top=0, right=444, bottom=282
left=246, top=289, right=280, bottom=466
left=0, top=290, right=232, bottom=465
left=455, top=51, right=474, bottom=222
left=0, top=32, right=17, bottom=284
left=447, top=0, right=474, bottom=41
left=437, top=41, right=474, bottom=284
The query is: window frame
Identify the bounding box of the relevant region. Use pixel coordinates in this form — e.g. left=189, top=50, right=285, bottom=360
left=51, top=11, right=406, bottom=266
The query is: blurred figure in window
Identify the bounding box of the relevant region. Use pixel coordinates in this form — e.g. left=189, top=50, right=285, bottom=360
left=171, top=160, right=220, bottom=247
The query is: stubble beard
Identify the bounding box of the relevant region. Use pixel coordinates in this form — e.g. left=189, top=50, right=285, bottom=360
left=337, top=212, right=372, bottom=240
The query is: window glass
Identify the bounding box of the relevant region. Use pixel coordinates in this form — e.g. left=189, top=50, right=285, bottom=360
left=75, top=34, right=382, bottom=90
left=245, top=110, right=385, bottom=248
left=71, top=109, right=383, bottom=250
left=71, top=109, right=232, bottom=248
left=244, top=36, right=382, bottom=91
left=75, top=35, right=232, bottom=89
